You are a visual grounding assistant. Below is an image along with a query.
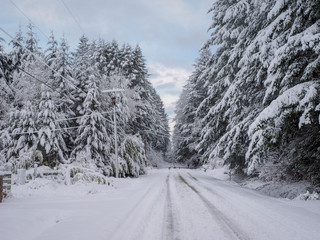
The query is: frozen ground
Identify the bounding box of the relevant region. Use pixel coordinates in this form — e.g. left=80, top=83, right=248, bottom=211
left=1, top=168, right=320, bottom=240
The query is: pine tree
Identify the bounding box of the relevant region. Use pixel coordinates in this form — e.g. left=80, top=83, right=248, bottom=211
left=0, top=26, right=169, bottom=177
left=36, top=84, right=68, bottom=166
left=0, top=37, right=14, bottom=117
left=9, top=26, right=24, bottom=80
left=244, top=0, right=320, bottom=181
left=104, top=40, right=120, bottom=75
left=72, top=74, right=110, bottom=173
left=54, top=36, right=75, bottom=114
left=172, top=47, right=211, bottom=167
left=46, top=35, right=75, bottom=157
left=174, top=0, right=320, bottom=184
left=22, top=23, right=41, bottom=68
left=6, top=101, right=38, bottom=168
left=45, top=31, right=58, bottom=67
left=72, top=35, right=91, bottom=116
left=130, top=45, right=149, bottom=89
left=120, top=135, right=147, bottom=177
left=13, top=23, right=43, bottom=107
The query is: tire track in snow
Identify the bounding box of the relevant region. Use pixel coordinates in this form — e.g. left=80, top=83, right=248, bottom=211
left=178, top=174, right=250, bottom=240
left=186, top=172, right=225, bottom=200
left=186, top=171, right=315, bottom=240
left=108, top=175, right=167, bottom=240
left=164, top=172, right=180, bottom=240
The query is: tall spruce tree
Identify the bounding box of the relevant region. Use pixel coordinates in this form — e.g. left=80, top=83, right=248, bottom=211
left=36, top=84, right=68, bottom=166
left=173, top=0, right=320, bottom=184
left=71, top=73, right=111, bottom=173
left=172, top=47, right=211, bottom=167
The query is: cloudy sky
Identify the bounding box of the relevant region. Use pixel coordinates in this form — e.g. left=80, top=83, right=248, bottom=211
left=0, top=0, right=212, bottom=130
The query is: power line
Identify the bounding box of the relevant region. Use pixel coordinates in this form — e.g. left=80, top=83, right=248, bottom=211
left=5, top=126, right=80, bottom=136
left=55, top=111, right=114, bottom=124
left=60, top=0, right=86, bottom=35
left=8, top=0, right=49, bottom=40
left=0, top=27, right=118, bottom=129
left=0, top=26, right=87, bottom=99
left=17, top=66, right=58, bottom=93
left=1, top=24, right=170, bottom=142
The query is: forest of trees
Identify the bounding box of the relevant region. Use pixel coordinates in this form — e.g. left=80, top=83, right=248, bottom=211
left=0, top=23, right=170, bottom=177
left=172, top=0, right=320, bottom=185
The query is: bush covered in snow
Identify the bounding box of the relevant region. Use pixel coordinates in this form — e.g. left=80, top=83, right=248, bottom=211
left=295, top=191, right=319, bottom=201
left=119, top=135, right=147, bottom=177
left=64, top=165, right=107, bottom=185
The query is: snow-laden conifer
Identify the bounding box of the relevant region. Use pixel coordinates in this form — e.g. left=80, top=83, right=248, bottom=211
left=72, top=75, right=111, bottom=173
left=36, top=84, right=68, bottom=166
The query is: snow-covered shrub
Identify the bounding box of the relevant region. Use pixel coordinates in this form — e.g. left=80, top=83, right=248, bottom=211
left=70, top=150, right=109, bottom=176
left=204, top=157, right=224, bottom=170
left=9, top=151, right=34, bottom=173
left=296, top=191, right=319, bottom=201
left=146, top=148, right=166, bottom=168
left=61, top=164, right=107, bottom=185
left=120, top=135, right=147, bottom=177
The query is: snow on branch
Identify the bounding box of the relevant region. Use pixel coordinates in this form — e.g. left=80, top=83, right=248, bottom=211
left=246, top=81, right=320, bottom=174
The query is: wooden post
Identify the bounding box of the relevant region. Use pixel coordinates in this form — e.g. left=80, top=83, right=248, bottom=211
left=2, top=173, right=12, bottom=198
left=0, top=176, right=3, bottom=203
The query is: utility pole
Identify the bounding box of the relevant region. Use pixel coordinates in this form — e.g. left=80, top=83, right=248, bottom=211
left=102, top=88, right=125, bottom=178
left=112, top=96, right=118, bottom=178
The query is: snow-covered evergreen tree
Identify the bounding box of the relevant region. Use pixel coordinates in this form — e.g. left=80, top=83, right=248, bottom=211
left=0, top=37, right=13, bottom=117
left=13, top=23, right=43, bottom=107
left=36, top=84, right=68, bottom=166
left=44, top=31, right=58, bottom=67
left=9, top=26, right=24, bottom=73
left=22, top=23, right=42, bottom=68
left=120, top=135, right=147, bottom=177
left=0, top=25, right=169, bottom=177
left=244, top=0, right=320, bottom=182
left=172, top=47, right=211, bottom=167
left=173, top=0, right=320, bottom=184
left=72, top=35, right=91, bottom=116
left=45, top=34, right=75, bottom=158
left=104, top=40, right=120, bottom=75
left=72, top=73, right=111, bottom=173
left=5, top=101, right=38, bottom=168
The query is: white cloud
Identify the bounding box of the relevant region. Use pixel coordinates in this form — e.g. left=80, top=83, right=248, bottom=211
left=148, top=62, right=191, bottom=132
left=148, top=62, right=190, bottom=89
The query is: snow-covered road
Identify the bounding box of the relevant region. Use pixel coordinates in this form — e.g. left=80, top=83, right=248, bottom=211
left=1, top=168, right=320, bottom=240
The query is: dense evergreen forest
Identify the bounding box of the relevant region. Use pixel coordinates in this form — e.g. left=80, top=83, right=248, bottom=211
left=0, top=24, right=170, bottom=177
left=172, top=0, right=320, bottom=185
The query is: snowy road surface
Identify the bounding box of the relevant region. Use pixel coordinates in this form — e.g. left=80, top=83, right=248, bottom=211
left=1, top=168, right=320, bottom=240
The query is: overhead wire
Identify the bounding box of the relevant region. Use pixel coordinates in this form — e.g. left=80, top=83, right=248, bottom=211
left=5, top=126, right=80, bottom=136
left=0, top=26, right=115, bottom=110
left=0, top=26, right=117, bottom=133
left=1, top=6, right=173, bottom=141
left=60, top=0, right=86, bottom=35
left=8, top=0, right=49, bottom=40
left=17, top=66, right=59, bottom=94
left=55, top=111, right=114, bottom=124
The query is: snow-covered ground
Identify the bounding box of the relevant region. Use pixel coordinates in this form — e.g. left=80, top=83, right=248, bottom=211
left=1, top=168, right=320, bottom=240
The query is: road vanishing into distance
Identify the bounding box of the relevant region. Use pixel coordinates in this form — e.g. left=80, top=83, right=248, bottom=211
left=1, top=168, right=320, bottom=240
